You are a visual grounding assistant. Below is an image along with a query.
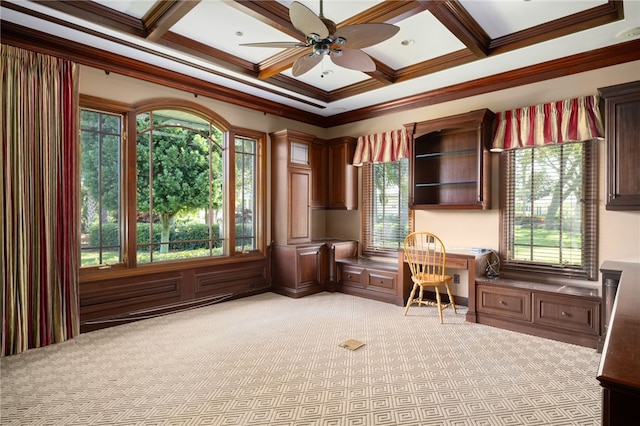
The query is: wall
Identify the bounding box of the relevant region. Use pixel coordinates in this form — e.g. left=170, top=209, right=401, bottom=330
left=324, top=61, right=640, bottom=296
left=81, top=62, right=640, bottom=298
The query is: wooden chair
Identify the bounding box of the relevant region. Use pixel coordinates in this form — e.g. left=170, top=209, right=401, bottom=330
left=403, top=232, right=457, bottom=323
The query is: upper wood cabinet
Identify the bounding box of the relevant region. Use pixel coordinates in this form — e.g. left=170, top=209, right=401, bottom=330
left=599, top=81, right=640, bottom=210
left=326, top=136, right=358, bottom=210
left=407, top=109, right=494, bottom=210
left=271, top=130, right=360, bottom=245
left=270, top=130, right=315, bottom=245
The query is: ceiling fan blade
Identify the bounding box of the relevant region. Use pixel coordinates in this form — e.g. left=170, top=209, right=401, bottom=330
left=334, top=23, right=400, bottom=49
left=290, top=1, right=329, bottom=39
left=292, top=54, right=323, bottom=77
left=330, top=49, right=376, bottom=72
left=240, top=42, right=304, bottom=48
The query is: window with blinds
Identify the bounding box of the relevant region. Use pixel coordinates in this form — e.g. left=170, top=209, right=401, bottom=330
left=362, top=159, right=413, bottom=256
left=500, top=140, right=598, bottom=279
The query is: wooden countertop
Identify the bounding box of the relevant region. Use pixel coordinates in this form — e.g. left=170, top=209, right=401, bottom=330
left=597, top=261, right=640, bottom=393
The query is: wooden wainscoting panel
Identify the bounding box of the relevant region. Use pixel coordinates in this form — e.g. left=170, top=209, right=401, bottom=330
left=194, top=259, right=268, bottom=298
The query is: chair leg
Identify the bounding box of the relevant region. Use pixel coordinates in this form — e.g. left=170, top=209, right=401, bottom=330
left=404, top=283, right=418, bottom=316
left=434, top=287, right=444, bottom=324
left=445, top=283, right=457, bottom=314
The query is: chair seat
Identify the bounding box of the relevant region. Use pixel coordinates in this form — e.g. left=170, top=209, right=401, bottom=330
left=411, top=273, right=452, bottom=286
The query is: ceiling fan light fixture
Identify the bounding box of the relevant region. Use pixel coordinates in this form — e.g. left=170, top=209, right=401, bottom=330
left=245, top=1, right=399, bottom=77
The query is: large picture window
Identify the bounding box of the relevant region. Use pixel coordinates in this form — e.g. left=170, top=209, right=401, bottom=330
left=362, top=159, right=412, bottom=256
left=500, top=141, right=597, bottom=279
left=79, top=99, right=265, bottom=269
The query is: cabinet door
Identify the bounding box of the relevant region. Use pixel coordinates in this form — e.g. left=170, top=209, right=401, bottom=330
left=327, top=141, right=358, bottom=210
left=297, top=245, right=324, bottom=288
left=600, top=81, right=640, bottom=210
left=310, top=142, right=327, bottom=208
left=288, top=168, right=311, bottom=244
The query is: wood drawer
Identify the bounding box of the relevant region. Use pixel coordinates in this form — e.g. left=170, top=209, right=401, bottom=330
left=365, top=269, right=397, bottom=295
left=477, top=284, right=531, bottom=321
left=533, top=293, right=601, bottom=336
left=339, top=265, right=364, bottom=287
left=444, top=256, right=469, bottom=269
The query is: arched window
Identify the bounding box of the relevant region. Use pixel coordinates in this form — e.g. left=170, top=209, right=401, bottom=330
left=79, top=98, right=265, bottom=269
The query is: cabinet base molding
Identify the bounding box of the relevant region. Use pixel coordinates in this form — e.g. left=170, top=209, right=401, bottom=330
left=476, top=312, right=600, bottom=349
left=271, top=284, right=325, bottom=299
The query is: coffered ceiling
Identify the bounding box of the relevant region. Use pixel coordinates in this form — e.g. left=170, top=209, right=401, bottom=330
left=2, top=0, right=639, bottom=127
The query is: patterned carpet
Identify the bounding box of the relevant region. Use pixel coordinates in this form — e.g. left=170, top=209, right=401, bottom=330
left=1, top=292, right=602, bottom=425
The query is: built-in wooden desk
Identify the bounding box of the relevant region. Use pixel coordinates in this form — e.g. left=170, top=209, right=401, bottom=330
left=397, top=249, right=489, bottom=320
left=597, top=261, right=640, bottom=426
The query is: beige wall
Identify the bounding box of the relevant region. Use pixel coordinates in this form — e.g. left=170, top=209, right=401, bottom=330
left=80, top=62, right=640, bottom=296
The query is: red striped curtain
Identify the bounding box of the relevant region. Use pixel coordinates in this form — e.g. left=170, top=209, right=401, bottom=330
left=352, top=128, right=409, bottom=165
left=491, top=95, right=604, bottom=151
left=1, top=45, right=80, bottom=356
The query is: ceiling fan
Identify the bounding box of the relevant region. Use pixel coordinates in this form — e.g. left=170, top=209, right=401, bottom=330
left=240, top=0, right=400, bottom=77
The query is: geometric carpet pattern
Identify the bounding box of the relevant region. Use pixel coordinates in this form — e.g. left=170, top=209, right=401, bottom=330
left=1, top=292, right=603, bottom=425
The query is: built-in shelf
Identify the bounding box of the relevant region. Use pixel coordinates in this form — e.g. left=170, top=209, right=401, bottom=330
left=415, top=181, right=476, bottom=187
left=414, top=148, right=476, bottom=159
left=406, top=109, right=494, bottom=210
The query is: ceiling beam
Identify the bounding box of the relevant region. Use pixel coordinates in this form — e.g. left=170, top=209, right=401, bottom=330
left=227, top=0, right=301, bottom=39
left=143, top=0, right=200, bottom=42
left=31, top=0, right=145, bottom=36
left=489, top=0, right=624, bottom=54
left=422, top=0, right=491, bottom=58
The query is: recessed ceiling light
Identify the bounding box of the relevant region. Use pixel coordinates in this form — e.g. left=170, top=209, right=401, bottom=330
left=235, top=31, right=243, bottom=37
left=401, top=39, right=415, bottom=46
left=333, top=107, right=346, bottom=112
left=616, top=27, right=640, bottom=39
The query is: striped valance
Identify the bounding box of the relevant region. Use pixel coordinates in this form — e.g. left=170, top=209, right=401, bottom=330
left=491, top=95, right=604, bottom=152
left=352, top=128, right=409, bottom=165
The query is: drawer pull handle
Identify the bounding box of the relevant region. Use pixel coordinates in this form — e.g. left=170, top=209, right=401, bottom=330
left=347, top=274, right=352, bottom=279
left=561, top=311, right=569, bottom=316
left=499, top=300, right=506, bottom=305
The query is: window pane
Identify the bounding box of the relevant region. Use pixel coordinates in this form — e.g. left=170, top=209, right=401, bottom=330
left=136, top=110, right=224, bottom=263
left=364, top=159, right=410, bottom=254
left=235, top=137, right=257, bottom=252
left=503, top=141, right=596, bottom=278
left=80, top=109, right=122, bottom=267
